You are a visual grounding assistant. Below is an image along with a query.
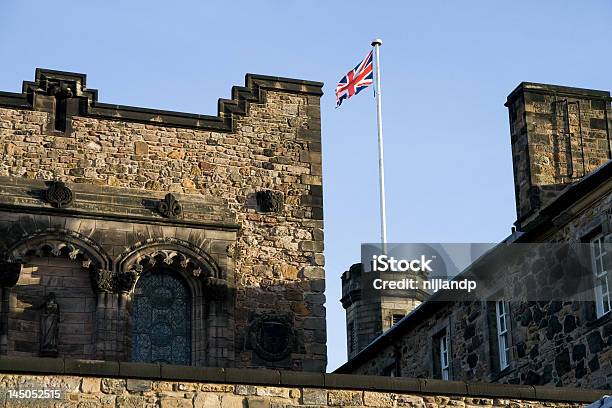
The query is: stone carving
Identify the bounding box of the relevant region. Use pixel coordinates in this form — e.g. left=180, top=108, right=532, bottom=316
left=158, top=193, right=182, bottom=218
left=119, top=242, right=222, bottom=281
left=90, top=267, right=140, bottom=293
left=115, top=269, right=140, bottom=293
left=91, top=268, right=114, bottom=293
left=256, top=190, right=283, bottom=213
left=44, top=180, right=74, bottom=208
left=0, top=262, right=22, bottom=287
left=6, top=231, right=110, bottom=273
left=40, top=293, right=59, bottom=358
left=47, top=80, right=74, bottom=98
left=248, top=314, right=294, bottom=361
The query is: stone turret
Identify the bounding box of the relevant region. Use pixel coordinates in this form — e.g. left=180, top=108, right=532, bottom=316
left=341, top=262, right=425, bottom=359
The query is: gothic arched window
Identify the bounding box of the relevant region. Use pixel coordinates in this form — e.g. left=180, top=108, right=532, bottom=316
left=132, top=269, right=191, bottom=365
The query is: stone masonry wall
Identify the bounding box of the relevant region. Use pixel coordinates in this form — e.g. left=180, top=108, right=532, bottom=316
left=8, top=257, right=96, bottom=359
left=343, top=185, right=612, bottom=388
left=0, top=375, right=588, bottom=408
left=0, top=70, right=326, bottom=371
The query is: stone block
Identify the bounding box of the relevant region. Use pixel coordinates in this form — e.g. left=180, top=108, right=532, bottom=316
left=300, top=175, right=321, bottom=186
left=419, top=379, right=467, bottom=395
left=328, top=390, right=363, bottom=406
left=45, top=375, right=82, bottom=392
left=225, top=368, right=280, bottom=386
left=364, top=391, right=394, bottom=407
left=80, top=377, right=101, bottom=393
left=220, top=395, right=244, bottom=408
left=301, top=388, right=326, bottom=405
left=300, top=266, right=324, bottom=279
left=159, top=396, right=193, bottom=408
left=134, top=141, right=148, bottom=155
left=235, top=385, right=257, bottom=395
left=160, top=364, right=224, bottom=383
left=246, top=397, right=271, bottom=408
left=255, top=386, right=289, bottom=398
left=194, top=393, right=221, bottom=408
left=303, top=317, right=326, bottom=330
left=116, top=395, right=147, bottom=408
left=126, top=379, right=152, bottom=392
left=118, top=361, right=161, bottom=379
left=101, top=378, right=126, bottom=394
left=65, top=359, right=119, bottom=377
left=533, top=385, right=605, bottom=403
left=0, top=356, right=64, bottom=374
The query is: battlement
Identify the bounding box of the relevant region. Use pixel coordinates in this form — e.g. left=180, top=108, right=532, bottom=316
left=0, top=68, right=323, bottom=133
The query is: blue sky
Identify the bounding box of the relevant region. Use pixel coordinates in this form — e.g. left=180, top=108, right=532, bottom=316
left=1, top=1, right=611, bottom=371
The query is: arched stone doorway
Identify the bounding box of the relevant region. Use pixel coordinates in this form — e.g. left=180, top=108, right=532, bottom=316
left=132, top=269, right=191, bottom=365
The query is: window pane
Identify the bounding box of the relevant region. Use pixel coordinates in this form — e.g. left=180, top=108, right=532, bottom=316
left=132, top=270, right=191, bottom=365
left=499, top=333, right=509, bottom=369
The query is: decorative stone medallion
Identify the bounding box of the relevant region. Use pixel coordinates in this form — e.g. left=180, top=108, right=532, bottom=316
left=256, top=190, right=283, bottom=213
left=158, top=193, right=182, bottom=218
left=248, top=314, right=294, bottom=361
left=44, top=181, right=74, bottom=208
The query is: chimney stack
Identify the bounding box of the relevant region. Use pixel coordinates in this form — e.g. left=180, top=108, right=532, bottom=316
left=505, top=83, right=611, bottom=228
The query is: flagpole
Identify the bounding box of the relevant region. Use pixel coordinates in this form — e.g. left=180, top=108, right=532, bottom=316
left=372, top=38, right=387, bottom=251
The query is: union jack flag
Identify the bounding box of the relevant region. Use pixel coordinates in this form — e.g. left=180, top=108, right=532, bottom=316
left=335, top=50, right=374, bottom=108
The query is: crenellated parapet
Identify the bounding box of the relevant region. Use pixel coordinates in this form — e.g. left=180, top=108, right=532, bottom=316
left=0, top=68, right=323, bottom=133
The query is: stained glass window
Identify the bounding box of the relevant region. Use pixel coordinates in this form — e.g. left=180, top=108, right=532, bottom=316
left=132, top=269, right=191, bottom=365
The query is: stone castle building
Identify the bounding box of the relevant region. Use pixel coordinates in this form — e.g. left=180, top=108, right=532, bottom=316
left=338, top=82, right=612, bottom=389
left=0, top=68, right=609, bottom=407
left=0, top=68, right=326, bottom=371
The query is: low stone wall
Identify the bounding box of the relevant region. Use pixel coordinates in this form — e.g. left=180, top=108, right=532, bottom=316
left=0, top=357, right=605, bottom=407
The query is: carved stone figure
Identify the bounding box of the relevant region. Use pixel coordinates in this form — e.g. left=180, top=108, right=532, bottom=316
left=40, top=293, right=59, bottom=357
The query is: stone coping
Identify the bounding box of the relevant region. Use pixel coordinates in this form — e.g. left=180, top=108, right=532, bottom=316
left=505, top=81, right=612, bottom=106
left=0, top=357, right=605, bottom=403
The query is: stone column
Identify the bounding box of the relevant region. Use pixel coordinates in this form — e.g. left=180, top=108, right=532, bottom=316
left=0, top=262, right=23, bottom=356
left=117, top=292, right=131, bottom=361
left=91, top=269, right=115, bottom=360
left=94, top=292, right=106, bottom=360
left=115, top=269, right=138, bottom=361
left=202, top=277, right=234, bottom=367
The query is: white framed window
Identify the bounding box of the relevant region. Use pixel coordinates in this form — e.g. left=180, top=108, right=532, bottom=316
left=591, top=233, right=611, bottom=318
left=439, top=334, right=450, bottom=380
left=496, top=300, right=510, bottom=371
